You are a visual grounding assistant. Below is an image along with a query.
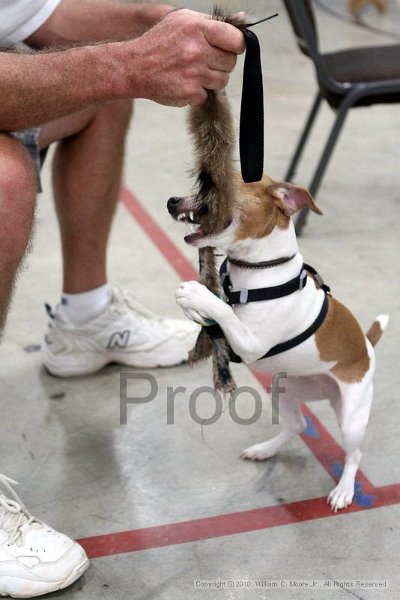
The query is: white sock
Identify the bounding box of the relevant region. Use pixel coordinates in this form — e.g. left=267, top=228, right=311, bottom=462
left=60, top=284, right=112, bottom=326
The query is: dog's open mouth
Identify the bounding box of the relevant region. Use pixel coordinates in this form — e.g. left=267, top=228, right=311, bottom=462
left=175, top=209, right=208, bottom=244
left=167, top=199, right=209, bottom=244
left=167, top=197, right=232, bottom=245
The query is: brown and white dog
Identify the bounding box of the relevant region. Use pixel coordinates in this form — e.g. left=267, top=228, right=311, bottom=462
left=168, top=176, right=388, bottom=511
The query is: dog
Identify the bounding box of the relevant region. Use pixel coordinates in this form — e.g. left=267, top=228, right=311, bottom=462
left=167, top=175, right=388, bottom=511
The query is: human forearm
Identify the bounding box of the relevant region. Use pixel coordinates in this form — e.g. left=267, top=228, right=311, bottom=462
left=0, top=9, right=245, bottom=131
left=0, top=43, right=128, bottom=130
left=26, top=0, right=174, bottom=48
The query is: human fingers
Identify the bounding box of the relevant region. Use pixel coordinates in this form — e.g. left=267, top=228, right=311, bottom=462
left=185, top=87, right=208, bottom=106
left=168, top=8, right=211, bottom=20
left=204, top=19, right=245, bottom=55
left=207, top=48, right=237, bottom=73
left=200, top=70, right=229, bottom=91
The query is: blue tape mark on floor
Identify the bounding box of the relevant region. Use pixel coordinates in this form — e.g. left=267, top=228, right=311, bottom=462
left=354, top=482, right=376, bottom=507
left=332, top=462, right=343, bottom=479
left=302, top=415, right=320, bottom=439
left=332, top=462, right=376, bottom=507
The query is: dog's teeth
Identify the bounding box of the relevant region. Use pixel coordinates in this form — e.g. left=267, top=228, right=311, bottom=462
left=177, top=214, right=186, bottom=222
left=189, top=211, right=194, bottom=222
left=189, top=224, right=196, bottom=233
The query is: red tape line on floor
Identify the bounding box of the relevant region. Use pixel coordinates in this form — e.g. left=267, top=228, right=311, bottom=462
left=79, top=483, right=400, bottom=559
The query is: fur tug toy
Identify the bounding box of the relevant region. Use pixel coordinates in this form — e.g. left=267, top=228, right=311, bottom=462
left=187, top=8, right=247, bottom=393
left=181, top=7, right=274, bottom=392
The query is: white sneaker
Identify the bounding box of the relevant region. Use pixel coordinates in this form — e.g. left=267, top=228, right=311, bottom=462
left=42, top=286, right=199, bottom=377
left=0, top=474, right=89, bottom=598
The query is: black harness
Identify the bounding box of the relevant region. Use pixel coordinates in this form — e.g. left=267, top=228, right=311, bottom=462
left=218, top=256, right=331, bottom=363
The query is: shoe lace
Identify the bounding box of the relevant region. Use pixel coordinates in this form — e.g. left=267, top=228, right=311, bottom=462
left=0, top=474, right=38, bottom=546
left=113, top=287, right=166, bottom=326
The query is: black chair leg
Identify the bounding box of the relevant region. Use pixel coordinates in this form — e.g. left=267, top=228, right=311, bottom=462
left=285, top=91, right=322, bottom=182
left=295, top=100, right=350, bottom=236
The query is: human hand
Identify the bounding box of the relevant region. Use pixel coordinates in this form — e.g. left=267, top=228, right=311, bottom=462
left=125, top=9, right=245, bottom=106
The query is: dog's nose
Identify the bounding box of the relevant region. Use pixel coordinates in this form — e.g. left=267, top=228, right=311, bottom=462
left=167, top=196, right=183, bottom=213
left=168, top=196, right=182, bottom=207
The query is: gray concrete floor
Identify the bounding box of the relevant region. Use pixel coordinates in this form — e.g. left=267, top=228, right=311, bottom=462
left=1, top=0, right=400, bottom=598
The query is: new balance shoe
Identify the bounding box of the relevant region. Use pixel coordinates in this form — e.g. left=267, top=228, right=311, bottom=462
left=0, top=474, right=89, bottom=598
left=42, top=286, right=199, bottom=377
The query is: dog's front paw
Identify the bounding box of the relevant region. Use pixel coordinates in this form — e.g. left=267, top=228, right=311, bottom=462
left=175, top=281, right=227, bottom=323
left=180, top=307, right=209, bottom=325
left=327, top=483, right=355, bottom=512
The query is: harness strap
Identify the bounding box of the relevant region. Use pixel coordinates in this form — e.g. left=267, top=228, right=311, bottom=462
left=220, top=258, right=308, bottom=305
left=230, top=293, right=330, bottom=364
left=303, top=263, right=331, bottom=295
left=220, top=259, right=331, bottom=364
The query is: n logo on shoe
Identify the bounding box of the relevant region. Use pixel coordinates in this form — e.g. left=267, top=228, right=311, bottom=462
left=107, top=330, right=131, bottom=350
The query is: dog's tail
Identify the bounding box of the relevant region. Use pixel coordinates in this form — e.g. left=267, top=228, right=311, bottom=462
left=366, top=314, right=389, bottom=346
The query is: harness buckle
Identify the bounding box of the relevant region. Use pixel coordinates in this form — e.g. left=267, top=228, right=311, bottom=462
left=239, top=289, right=249, bottom=304
left=312, top=271, right=331, bottom=295
left=299, top=269, right=307, bottom=290
left=314, top=272, right=325, bottom=288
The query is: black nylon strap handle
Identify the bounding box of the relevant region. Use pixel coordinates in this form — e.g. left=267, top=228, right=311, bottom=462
left=239, top=13, right=278, bottom=184
left=240, top=28, right=264, bottom=183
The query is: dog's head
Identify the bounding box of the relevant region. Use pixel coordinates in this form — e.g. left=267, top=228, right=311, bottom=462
left=167, top=174, right=321, bottom=251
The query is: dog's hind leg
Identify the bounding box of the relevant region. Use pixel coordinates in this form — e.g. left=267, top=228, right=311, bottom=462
left=241, top=374, right=340, bottom=461
left=241, top=376, right=310, bottom=461
left=327, top=375, right=374, bottom=511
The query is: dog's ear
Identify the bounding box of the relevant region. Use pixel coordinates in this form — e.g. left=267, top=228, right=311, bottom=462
left=267, top=183, right=322, bottom=216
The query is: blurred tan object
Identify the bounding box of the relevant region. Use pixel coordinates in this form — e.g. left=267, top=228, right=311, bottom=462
left=349, top=0, right=388, bottom=16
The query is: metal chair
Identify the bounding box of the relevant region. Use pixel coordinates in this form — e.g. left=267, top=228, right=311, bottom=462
left=282, top=0, right=400, bottom=234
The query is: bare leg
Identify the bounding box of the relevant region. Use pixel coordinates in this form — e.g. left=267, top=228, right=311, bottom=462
left=39, top=101, right=198, bottom=377
left=0, top=134, right=36, bottom=333
left=39, top=99, right=133, bottom=294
